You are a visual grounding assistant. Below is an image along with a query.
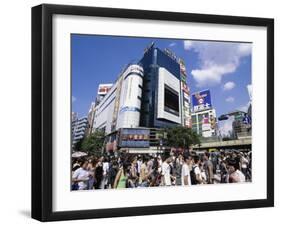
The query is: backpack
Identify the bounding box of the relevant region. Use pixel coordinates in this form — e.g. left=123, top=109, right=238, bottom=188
left=190, top=165, right=198, bottom=185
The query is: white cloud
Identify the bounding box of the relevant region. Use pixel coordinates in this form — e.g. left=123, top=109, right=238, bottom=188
left=184, top=40, right=193, bottom=49
left=236, top=84, right=252, bottom=112
left=169, top=42, right=176, bottom=47
left=238, top=102, right=250, bottom=112
left=192, top=64, right=236, bottom=87
left=183, top=40, right=252, bottom=87
left=225, top=96, right=235, bottom=103
left=72, top=96, right=77, bottom=102
left=223, top=81, right=236, bottom=91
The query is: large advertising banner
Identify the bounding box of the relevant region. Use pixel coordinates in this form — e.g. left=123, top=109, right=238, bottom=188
left=192, top=90, right=212, bottom=112
left=119, top=128, right=150, bottom=148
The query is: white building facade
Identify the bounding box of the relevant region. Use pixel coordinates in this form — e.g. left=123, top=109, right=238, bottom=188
left=93, top=64, right=144, bottom=134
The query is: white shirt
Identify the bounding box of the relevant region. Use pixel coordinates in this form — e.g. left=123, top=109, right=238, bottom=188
left=103, top=162, right=109, bottom=176
left=137, top=160, right=142, bottom=174
left=72, top=167, right=89, bottom=190
left=201, top=171, right=207, bottom=182
left=193, top=164, right=202, bottom=184
left=162, top=162, right=171, bottom=186
left=157, top=159, right=163, bottom=173
left=181, top=163, right=191, bottom=186
left=236, top=170, right=246, bottom=182
left=241, top=157, right=249, bottom=169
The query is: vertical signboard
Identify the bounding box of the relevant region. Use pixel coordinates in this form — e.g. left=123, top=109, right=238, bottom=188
left=178, top=57, right=191, bottom=128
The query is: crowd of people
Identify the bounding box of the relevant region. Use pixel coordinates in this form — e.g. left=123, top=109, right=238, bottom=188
left=71, top=150, right=252, bottom=190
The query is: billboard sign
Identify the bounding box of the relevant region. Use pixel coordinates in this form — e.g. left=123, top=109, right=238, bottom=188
left=97, top=84, right=113, bottom=95
left=119, top=128, right=150, bottom=148
left=181, top=82, right=189, bottom=94
left=178, top=58, right=187, bottom=76
left=192, top=90, right=212, bottom=112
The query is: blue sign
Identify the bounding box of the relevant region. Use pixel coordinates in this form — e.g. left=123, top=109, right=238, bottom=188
left=192, top=90, right=212, bottom=112
left=243, top=115, right=251, bottom=124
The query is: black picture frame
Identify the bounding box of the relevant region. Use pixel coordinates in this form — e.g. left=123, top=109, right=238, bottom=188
left=32, top=4, right=274, bottom=222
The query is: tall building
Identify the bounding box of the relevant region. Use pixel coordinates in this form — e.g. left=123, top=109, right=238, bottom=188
left=92, top=43, right=191, bottom=153
left=72, top=115, right=89, bottom=146
left=229, top=110, right=251, bottom=139
left=87, top=102, right=96, bottom=136
left=93, top=64, right=144, bottom=133
left=217, top=85, right=252, bottom=140
left=191, top=90, right=217, bottom=138
left=72, top=112, right=78, bottom=122
left=138, top=45, right=191, bottom=128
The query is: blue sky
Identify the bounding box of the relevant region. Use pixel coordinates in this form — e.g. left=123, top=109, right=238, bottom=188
left=72, top=34, right=252, bottom=134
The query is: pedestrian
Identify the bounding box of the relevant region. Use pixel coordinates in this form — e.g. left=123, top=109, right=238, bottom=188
left=219, top=159, right=228, bottom=183
left=203, top=152, right=214, bottom=184
left=190, top=155, right=203, bottom=185
left=72, top=160, right=90, bottom=190
left=128, top=157, right=138, bottom=188
left=181, top=155, right=191, bottom=186
left=199, top=163, right=207, bottom=184
left=108, top=159, right=119, bottom=189
left=101, top=156, right=109, bottom=189
left=136, top=156, right=142, bottom=177
left=161, top=157, right=175, bottom=186
left=240, top=153, right=249, bottom=180
left=113, top=162, right=130, bottom=189
left=227, top=159, right=245, bottom=183
left=94, top=158, right=103, bottom=189
left=87, top=159, right=96, bottom=190
left=139, top=156, right=149, bottom=187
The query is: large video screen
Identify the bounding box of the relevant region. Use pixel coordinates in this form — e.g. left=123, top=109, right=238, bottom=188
left=164, top=85, right=179, bottom=115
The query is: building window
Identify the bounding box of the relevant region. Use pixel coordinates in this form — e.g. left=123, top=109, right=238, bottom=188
left=164, top=85, right=179, bottom=116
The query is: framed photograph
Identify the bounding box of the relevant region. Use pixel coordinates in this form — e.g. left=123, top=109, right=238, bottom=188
left=32, top=4, right=274, bottom=221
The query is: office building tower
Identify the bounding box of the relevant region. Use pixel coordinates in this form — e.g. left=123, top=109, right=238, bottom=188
left=72, top=115, right=89, bottom=146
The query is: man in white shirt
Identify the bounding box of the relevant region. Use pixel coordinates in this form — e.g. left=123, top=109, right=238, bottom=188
left=181, top=155, right=191, bottom=186
left=72, top=160, right=90, bottom=190
left=162, top=157, right=173, bottom=186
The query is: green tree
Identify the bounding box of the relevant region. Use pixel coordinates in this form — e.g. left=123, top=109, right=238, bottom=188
left=73, top=138, right=84, bottom=152
left=81, top=130, right=105, bottom=157
left=165, top=126, right=201, bottom=150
